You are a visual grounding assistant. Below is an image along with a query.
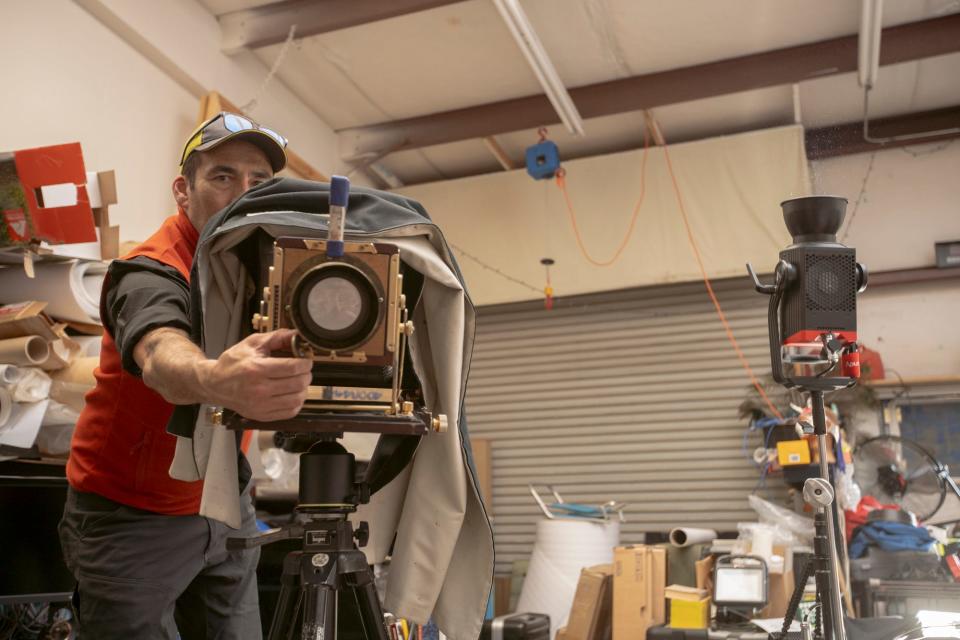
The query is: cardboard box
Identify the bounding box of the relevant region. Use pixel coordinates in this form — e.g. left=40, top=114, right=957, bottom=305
left=566, top=564, right=613, bottom=640
left=0, top=301, right=60, bottom=341
left=0, top=143, right=97, bottom=247
left=613, top=546, right=666, bottom=640
left=760, top=570, right=796, bottom=618
left=777, top=439, right=811, bottom=466
left=494, top=575, right=512, bottom=617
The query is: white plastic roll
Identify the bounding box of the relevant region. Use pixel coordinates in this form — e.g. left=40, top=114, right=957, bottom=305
left=669, top=527, right=718, bottom=547
left=0, top=364, right=23, bottom=385
left=11, top=368, right=52, bottom=403
left=751, top=525, right=775, bottom=560
left=0, top=387, right=12, bottom=429
left=0, top=259, right=107, bottom=323
left=516, top=519, right=619, bottom=639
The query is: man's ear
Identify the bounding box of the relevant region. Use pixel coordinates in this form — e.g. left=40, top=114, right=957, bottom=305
left=172, top=175, right=190, bottom=211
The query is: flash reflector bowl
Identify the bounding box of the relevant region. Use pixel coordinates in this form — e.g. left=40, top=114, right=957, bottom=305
left=781, top=195, right=848, bottom=244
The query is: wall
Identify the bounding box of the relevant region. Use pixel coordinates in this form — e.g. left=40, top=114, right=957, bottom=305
left=0, top=0, right=343, bottom=243
left=812, top=141, right=960, bottom=378
left=397, top=125, right=809, bottom=306
left=398, top=128, right=960, bottom=378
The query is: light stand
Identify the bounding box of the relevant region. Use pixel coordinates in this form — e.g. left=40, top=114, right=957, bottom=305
left=747, top=195, right=868, bottom=640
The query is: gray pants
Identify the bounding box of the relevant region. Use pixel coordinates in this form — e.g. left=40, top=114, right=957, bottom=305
left=58, top=487, right=262, bottom=640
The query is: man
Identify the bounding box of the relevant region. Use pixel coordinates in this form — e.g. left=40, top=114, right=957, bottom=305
left=59, top=112, right=313, bottom=639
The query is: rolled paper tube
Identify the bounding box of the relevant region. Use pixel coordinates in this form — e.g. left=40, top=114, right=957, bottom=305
left=50, top=357, right=98, bottom=412
left=71, top=335, right=102, bottom=357
left=39, top=339, right=74, bottom=371
left=0, top=387, right=12, bottom=429
left=0, top=259, right=107, bottom=323
left=0, top=336, right=51, bottom=366
left=51, top=356, right=98, bottom=386
left=669, top=527, right=718, bottom=547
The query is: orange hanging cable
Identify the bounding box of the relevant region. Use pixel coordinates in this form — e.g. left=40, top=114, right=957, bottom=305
left=658, top=127, right=784, bottom=420
left=556, top=127, right=650, bottom=267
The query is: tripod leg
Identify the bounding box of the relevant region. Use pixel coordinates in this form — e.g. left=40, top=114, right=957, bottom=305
left=303, top=583, right=337, bottom=640
left=814, top=512, right=833, bottom=640
left=270, top=553, right=304, bottom=640
left=352, top=580, right=390, bottom=640
left=341, top=551, right=389, bottom=640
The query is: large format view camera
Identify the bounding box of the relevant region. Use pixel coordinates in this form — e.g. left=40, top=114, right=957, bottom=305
left=222, top=177, right=448, bottom=640
left=224, top=176, right=445, bottom=436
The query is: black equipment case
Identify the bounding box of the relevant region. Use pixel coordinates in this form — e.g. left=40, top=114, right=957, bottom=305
left=480, top=613, right=551, bottom=640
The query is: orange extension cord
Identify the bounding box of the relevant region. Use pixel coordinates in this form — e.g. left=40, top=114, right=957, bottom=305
left=555, top=127, right=650, bottom=267
left=555, top=123, right=783, bottom=420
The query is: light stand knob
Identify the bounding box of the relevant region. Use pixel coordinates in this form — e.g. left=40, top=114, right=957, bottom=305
left=803, top=477, right=834, bottom=508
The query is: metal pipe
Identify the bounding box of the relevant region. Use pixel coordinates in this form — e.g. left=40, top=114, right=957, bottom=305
left=812, top=391, right=847, bottom=640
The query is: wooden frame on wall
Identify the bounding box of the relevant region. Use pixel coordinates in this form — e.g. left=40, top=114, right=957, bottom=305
left=197, top=91, right=328, bottom=182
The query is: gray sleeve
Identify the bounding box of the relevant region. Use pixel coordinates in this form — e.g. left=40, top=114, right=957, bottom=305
left=102, top=256, right=191, bottom=377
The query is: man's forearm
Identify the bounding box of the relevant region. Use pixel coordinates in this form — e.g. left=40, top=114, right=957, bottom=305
left=133, top=327, right=311, bottom=421
left=135, top=327, right=215, bottom=406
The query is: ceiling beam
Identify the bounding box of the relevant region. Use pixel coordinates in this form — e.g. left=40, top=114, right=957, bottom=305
left=399, top=105, right=960, bottom=185
left=805, top=104, right=960, bottom=159
left=220, top=0, right=466, bottom=52
left=339, top=14, right=960, bottom=158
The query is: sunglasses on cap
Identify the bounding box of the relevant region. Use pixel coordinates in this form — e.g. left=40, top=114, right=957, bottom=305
left=179, top=112, right=288, bottom=170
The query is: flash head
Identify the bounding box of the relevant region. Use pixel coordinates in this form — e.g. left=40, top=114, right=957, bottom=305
left=781, top=195, right=847, bottom=244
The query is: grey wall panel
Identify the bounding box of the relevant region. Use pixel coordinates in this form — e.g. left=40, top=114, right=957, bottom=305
left=465, top=277, right=786, bottom=574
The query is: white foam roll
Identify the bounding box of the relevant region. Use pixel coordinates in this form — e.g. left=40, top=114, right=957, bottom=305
left=669, top=527, right=718, bottom=547
left=0, top=336, right=50, bottom=366
left=516, top=518, right=619, bottom=639
left=0, top=364, right=23, bottom=385
left=0, top=259, right=107, bottom=323
left=0, top=387, right=12, bottom=429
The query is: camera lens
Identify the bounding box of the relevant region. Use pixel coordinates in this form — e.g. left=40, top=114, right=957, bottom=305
left=306, top=277, right=363, bottom=331
left=290, top=262, right=381, bottom=351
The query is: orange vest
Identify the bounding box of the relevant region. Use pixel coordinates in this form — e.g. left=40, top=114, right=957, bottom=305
left=66, top=211, right=204, bottom=514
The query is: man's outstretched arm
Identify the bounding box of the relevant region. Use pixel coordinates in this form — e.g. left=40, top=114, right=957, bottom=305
left=135, top=327, right=313, bottom=423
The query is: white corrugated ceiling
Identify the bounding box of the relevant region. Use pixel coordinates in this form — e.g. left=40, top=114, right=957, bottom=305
left=198, top=0, right=960, bottom=184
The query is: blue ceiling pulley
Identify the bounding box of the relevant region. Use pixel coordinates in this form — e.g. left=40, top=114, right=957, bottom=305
left=525, top=128, right=561, bottom=180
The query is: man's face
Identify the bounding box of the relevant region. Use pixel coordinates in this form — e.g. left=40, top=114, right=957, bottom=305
left=173, top=138, right=274, bottom=231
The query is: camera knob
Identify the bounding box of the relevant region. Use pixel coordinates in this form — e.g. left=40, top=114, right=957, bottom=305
left=402, top=321, right=415, bottom=336
left=432, top=414, right=449, bottom=433
left=354, top=521, right=370, bottom=548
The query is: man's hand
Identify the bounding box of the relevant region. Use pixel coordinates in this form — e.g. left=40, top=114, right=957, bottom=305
left=199, top=329, right=313, bottom=422
left=136, top=327, right=313, bottom=421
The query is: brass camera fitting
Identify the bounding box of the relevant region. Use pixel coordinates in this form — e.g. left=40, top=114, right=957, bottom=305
left=431, top=414, right=449, bottom=433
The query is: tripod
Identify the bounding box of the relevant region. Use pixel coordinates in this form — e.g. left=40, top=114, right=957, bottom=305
left=228, top=437, right=389, bottom=640
left=779, top=390, right=847, bottom=640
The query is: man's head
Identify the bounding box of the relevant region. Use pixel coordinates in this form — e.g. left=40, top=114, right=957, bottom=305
left=173, top=112, right=287, bottom=232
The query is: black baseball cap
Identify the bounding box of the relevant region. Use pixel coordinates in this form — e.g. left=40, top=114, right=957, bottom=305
left=179, top=111, right=287, bottom=173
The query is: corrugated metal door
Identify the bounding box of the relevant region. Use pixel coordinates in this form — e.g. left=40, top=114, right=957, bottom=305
left=465, top=277, right=781, bottom=574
